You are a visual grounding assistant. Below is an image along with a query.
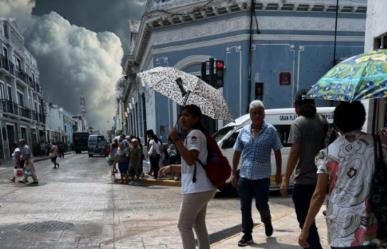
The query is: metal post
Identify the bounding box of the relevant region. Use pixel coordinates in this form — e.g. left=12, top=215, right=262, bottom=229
left=333, top=0, right=339, bottom=66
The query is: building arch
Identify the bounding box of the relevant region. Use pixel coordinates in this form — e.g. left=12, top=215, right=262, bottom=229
left=174, top=55, right=211, bottom=70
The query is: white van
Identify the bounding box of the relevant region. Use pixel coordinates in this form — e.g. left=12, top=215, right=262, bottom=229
left=214, top=107, right=334, bottom=192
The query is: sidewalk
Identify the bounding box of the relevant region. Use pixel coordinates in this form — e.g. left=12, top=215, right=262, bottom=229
left=212, top=208, right=329, bottom=249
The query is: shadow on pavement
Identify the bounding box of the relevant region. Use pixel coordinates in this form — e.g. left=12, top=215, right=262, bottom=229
left=251, top=237, right=301, bottom=248
left=208, top=224, right=241, bottom=244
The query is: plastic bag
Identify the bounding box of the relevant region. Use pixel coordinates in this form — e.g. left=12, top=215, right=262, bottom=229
left=105, top=155, right=113, bottom=166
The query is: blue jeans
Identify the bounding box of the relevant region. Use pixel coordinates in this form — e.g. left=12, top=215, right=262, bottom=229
left=292, top=184, right=323, bottom=249
left=238, top=177, right=271, bottom=235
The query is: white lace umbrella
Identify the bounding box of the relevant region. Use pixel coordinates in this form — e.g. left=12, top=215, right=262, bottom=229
left=137, top=67, right=234, bottom=122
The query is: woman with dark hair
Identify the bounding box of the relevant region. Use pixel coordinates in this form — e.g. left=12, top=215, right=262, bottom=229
left=159, top=104, right=216, bottom=249
left=147, top=129, right=161, bottom=179
left=299, top=101, right=378, bottom=249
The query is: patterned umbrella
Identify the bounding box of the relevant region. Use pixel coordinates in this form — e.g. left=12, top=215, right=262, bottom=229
left=137, top=67, right=234, bottom=121
left=307, top=49, right=387, bottom=102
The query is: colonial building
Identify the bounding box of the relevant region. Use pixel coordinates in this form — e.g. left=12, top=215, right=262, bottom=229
left=123, top=0, right=367, bottom=141
left=364, top=0, right=387, bottom=132
left=45, top=103, right=75, bottom=145
left=0, top=18, right=45, bottom=159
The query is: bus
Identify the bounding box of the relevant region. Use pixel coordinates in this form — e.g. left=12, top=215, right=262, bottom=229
left=72, top=132, right=89, bottom=154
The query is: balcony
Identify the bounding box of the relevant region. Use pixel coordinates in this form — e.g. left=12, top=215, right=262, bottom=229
left=0, top=99, right=46, bottom=124
left=16, top=70, right=29, bottom=83
left=0, top=55, right=15, bottom=75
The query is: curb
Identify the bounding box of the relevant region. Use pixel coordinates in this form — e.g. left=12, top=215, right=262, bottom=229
left=113, top=175, right=181, bottom=187
left=1, top=151, right=75, bottom=166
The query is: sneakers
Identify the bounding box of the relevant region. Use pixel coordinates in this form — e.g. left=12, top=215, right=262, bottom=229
left=264, top=221, right=273, bottom=237
left=238, top=234, right=253, bottom=247
left=30, top=181, right=39, bottom=185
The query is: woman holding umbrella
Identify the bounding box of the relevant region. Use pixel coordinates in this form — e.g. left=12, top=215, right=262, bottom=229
left=159, top=104, right=216, bottom=249
left=298, top=101, right=378, bottom=249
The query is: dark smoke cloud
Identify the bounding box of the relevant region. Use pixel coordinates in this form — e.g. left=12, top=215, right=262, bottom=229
left=0, top=0, right=36, bottom=31
left=1, top=0, right=147, bottom=132
left=32, top=0, right=147, bottom=52
left=24, top=12, right=124, bottom=132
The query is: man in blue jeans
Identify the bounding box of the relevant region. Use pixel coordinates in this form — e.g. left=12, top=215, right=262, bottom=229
left=231, top=100, right=282, bottom=247
left=280, top=90, right=326, bottom=249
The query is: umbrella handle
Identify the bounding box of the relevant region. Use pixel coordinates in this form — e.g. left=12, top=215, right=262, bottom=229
left=182, top=91, right=191, bottom=106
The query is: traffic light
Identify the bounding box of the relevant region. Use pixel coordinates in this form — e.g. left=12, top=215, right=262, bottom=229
left=215, top=59, right=224, bottom=88
left=201, top=62, right=207, bottom=82
left=209, top=57, right=214, bottom=86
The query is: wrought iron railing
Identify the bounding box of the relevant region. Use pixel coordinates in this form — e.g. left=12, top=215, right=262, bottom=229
left=0, top=99, right=45, bottom=123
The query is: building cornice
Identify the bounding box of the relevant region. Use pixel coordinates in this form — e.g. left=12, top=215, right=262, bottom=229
left=133, top=0, right=367, bottom=67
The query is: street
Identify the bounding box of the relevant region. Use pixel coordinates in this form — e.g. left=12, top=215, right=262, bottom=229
left=0, top=154, right=328, bottom=249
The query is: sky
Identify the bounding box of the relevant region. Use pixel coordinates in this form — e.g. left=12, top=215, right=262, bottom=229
left=0, top=0, right=147, bottom=133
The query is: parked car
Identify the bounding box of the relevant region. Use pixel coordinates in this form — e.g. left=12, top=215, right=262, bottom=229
left=88, top=135, right=109, bottom=157
left=214, top=107, right=334, bottom=194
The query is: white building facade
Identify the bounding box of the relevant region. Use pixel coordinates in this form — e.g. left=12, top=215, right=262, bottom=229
left=363, top=0, right=387, bottom=133
left=45, top=103, right=75, bottom=145
left=0, top=18, right=46, bottom=159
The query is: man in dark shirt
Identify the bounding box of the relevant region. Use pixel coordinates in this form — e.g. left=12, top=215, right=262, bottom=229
left=280, top=90, right=327, bottom=249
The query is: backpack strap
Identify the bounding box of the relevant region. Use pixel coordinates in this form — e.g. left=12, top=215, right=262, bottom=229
left=192, top=160, right=205, bottom=183
left=192, top=164, right=197, bottom=183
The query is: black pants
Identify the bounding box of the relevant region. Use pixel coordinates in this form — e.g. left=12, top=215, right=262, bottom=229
left=149, top=155, right=160, bottom=179
left=238, top=177, right=271, bottom=235
left=292, top=184, right=323, bottom=249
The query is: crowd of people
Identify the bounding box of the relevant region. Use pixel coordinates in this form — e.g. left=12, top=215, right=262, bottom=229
left=108, top=132, right=180, bottom=185
left=6, top=92, right=386, bottom=249
left=155, top=95, right=386, bottom=249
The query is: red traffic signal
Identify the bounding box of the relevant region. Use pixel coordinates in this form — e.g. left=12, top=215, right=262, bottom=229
left=215, top=60, right=224, bottom=88
left=215, top=60, right=224, bottom=69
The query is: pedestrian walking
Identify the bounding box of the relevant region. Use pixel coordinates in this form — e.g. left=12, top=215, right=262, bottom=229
left=167, top=137, right=179, bottom=164
left=230, top=100, right=282, bottom=247
left=9, top=143, right=22, bottom=183
left=159, top=104, right=216, bottom=249
left=19, top=139, right=39, bottom=185
left=58, top=143, right=65, bottom=158
left=298, top=101, right=378, bottom=249
left=115, top=142, right=129, bottom=184
left=49, top=143, right=59, bottom=169
left=129, top=138, right=142, bottom=184
left=110, top=139, right=119, bottom=175
left=147, top=129, right=161, bottom=179
left=280, top=90, right=327, bottom=249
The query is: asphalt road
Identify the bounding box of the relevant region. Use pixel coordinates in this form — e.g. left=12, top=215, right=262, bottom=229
left=0, top=153, right=302, bottom=249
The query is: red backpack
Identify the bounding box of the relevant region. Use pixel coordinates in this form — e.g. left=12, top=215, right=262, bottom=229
left=193, top=134, right=232, bottom=187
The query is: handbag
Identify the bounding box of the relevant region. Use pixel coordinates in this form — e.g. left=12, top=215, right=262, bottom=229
left=370, top=135, right=387, bottom=241
left=14, top=168, right=24, bottom=178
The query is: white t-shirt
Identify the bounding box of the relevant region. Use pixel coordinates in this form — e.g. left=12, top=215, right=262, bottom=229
left=181, top=129, right=216, bottom=194
left=148, top=139, right=160, bottom=156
